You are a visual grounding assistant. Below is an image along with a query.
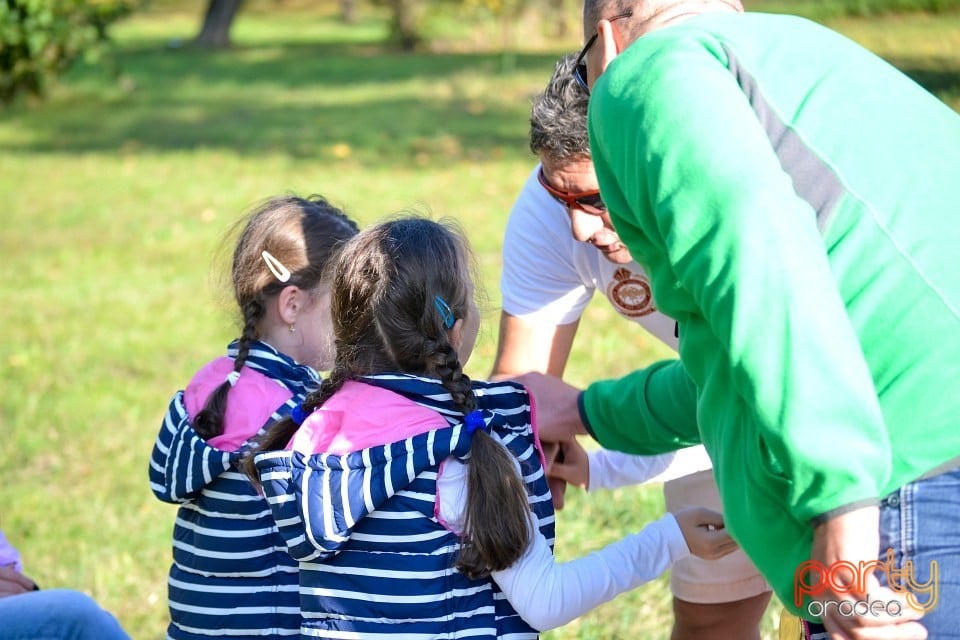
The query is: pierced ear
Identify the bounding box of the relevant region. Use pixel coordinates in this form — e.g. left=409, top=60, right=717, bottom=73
left=448, top=318, right=464, bottom=351
left=275, top=285, right=303, bottom=326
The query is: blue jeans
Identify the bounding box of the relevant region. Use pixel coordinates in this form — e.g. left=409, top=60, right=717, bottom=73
left=803, top=466, right=960, bottom=639
left=879, top=465, right=960, bottom=638
left=0, top=589, right=130, bottom=640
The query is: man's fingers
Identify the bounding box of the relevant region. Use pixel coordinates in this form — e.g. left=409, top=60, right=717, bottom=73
left=548, top=461, right=576, bottom=484
left=824, top=608, right=927, bottom=640
left=821, top=580, right=928, bottom=640
left=548, top=477, right=566, bottom=510
left=861, top=575, right=926, bottom=623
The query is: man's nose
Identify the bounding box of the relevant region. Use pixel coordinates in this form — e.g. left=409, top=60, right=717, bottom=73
left=568, top=207, right=603, bottom=243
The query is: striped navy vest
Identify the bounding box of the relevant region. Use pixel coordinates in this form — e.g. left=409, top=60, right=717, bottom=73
left=149, top=340, right=319, bottom=640
left=256, top=374, right=555, bottom=639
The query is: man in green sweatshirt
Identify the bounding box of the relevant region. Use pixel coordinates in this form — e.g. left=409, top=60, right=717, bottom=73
left=519, top=0, right=960, bottom=637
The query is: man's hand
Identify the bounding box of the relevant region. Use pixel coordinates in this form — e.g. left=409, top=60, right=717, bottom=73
left=542, top=438, right=592, bottom=510
left=541, top=440, right=569, bottom=510
left=810, top=506, right=926, bottom=639
left=511, top=371, right=587, bottom=443
left=0, top=565, right=36, bottom=598
left=547, top=438, right=590, bottom=490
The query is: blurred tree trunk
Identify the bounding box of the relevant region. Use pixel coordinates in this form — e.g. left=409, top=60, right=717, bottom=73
left=386, top=0, right=420, bottom=51
left=340, top=0, right=358, bottom=24
left=195, top=0, right=244, bottom=48
left=550, top=0, right=570, bottom=38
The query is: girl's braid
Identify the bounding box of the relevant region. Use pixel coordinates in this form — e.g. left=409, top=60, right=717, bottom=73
left=194, top=297, right=264, bottom=439
left=430, top=340, right=476, bottom=415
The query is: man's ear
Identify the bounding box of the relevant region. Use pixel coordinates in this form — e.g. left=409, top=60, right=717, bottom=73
left=275, top=285, right=303, bottom=326
left=597, top=18, right=622, bottom=77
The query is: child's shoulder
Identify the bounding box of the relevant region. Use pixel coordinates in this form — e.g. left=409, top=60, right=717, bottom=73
left=470, top=378, right=531, bottom=411
left=183, top=357, right=293, bottom=425
left=470, top=377, right=528, bottom=395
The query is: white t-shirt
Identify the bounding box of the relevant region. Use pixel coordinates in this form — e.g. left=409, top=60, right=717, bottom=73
left=501, top=165, right=679, bottom=347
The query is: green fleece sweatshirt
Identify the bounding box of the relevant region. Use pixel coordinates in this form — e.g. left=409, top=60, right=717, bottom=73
left=584, top=11, right=960, bottom=615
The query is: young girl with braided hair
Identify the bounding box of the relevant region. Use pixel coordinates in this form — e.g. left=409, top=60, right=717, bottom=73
left=246, top=215, right=737, bottom=639
left=149, top=194, right=358, bottom=640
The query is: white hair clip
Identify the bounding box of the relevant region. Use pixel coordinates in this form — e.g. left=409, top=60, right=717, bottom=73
left=261, top=250, right=291, bottom=283
left=226, top=370, right=241, bottom=387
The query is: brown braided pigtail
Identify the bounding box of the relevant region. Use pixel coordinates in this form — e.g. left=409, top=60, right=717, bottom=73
left=349, top=216, right=534, bottom=578
left=429, top=341, right=530, bottom=579
left=194, top=298, right=264, bottom=439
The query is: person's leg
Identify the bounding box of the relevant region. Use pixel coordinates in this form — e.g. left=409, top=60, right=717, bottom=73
left=0, top=589, right=130, bottom=640
left=664, top=471, right=772, bottom=640
left=670, top=592, right=771, bottom=640
left=879, top=466, right=960, bottom=638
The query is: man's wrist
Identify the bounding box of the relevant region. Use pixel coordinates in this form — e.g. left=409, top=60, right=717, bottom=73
left=810, top=498, right=880, bottom=528
left=576, top=391, right=596, bottom=440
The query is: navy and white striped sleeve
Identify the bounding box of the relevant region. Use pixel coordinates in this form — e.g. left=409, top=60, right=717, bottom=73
left=255, top=425, right=473, bottom=562
left=148, top=391, right=233, bottom=503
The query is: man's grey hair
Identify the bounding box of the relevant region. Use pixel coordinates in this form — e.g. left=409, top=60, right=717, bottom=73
left=529, top=53, right=590, bottom=163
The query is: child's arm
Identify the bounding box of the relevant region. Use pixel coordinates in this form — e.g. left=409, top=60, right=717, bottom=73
left=493, top=506, right=736, bottom=631
left=588, top=444, right=713, bottom=491
left=0, top=530, right=37, bottom=595
left=493, top=512, right=685, bottom=630
left=149, top=392, right=194, bottom=503
left=0, top=531, right=23, bottom=574
left=437, top=460, right=736, bottom=631
left=549, top=440, right=713, bottom=492
left=149, top=392, right=234, bottom=503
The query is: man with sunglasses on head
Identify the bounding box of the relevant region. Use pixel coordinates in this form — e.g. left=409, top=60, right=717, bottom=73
left=518, top=0, right=960, bottom=638
left=492, top=54, right=770, bottom=640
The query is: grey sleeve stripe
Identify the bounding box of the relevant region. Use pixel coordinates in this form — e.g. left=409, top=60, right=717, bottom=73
left=724, top=45, right=844, bottom=235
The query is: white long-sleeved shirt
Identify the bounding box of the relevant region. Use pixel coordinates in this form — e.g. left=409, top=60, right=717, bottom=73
left=437, top=460, right=690, bottom=631
left=587, top=445, right=714, bottom=492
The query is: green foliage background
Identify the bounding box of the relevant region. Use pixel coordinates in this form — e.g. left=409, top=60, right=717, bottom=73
left=0, top=0, right=141, bottom=104
left=1, top=1, right=958, bottom=638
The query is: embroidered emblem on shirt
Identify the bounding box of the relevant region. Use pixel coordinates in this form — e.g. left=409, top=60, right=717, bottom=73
left=608, top=268, right=656, bottom=317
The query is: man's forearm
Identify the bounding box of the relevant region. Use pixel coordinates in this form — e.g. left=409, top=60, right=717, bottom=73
left=581, top=359, right=700, bottom=454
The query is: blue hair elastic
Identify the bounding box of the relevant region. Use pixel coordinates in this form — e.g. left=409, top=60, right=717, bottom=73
left=434, top=295, right=455, bottom=329
left=290, top=404, right=307, bottom=426
left=465, top=410, right=488, bottom=436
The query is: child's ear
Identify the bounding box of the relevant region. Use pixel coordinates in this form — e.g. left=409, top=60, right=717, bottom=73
left=447, top=318, right=464, bottom=351
left=276, top=285, right=303, bottom=327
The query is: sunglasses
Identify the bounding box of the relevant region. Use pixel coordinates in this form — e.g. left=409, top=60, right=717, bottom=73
left=537, top=168, right=607, bottom=214
left=573, top=10, right=634, bottom=94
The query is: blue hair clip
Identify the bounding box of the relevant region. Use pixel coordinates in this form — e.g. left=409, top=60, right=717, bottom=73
left=290, top=404, right=307, bottom=426
left=465, top=410, right=488, bottom=436
left=434, top=295, right=455, bottom=329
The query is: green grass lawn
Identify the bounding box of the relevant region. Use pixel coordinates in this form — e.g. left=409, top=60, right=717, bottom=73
left=2, top=1, right=958, bottom=638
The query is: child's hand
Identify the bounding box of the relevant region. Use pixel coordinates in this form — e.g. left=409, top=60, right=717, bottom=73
left=673, top=507, right=739, bottom=560
left=546, top=439, right=590, bottom=490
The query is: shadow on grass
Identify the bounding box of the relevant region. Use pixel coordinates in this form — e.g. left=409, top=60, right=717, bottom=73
left=2, top=39, right=565, bottom=166
left=891, top=56, right=960, bottom=97
left=10, top=32, right=957, bottom=167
